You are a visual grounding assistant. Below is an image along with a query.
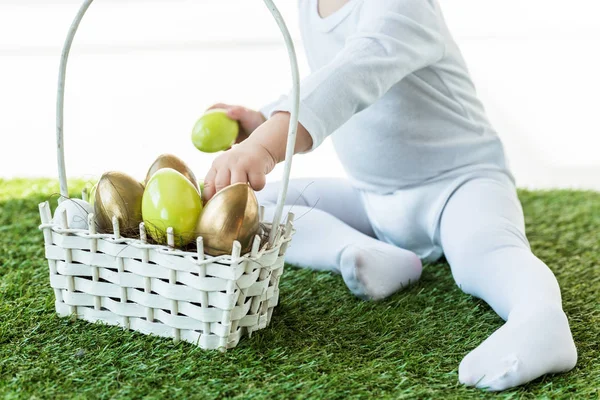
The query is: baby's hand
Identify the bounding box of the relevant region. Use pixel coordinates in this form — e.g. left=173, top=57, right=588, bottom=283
left=207, top=103, right=266, bottom=144
left=202, top=112, right=313, bottom=201
left=202, top=141, right=276, bottom=201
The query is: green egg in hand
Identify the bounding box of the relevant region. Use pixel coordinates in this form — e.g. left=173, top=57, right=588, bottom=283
left=191, top=109, right=239, bottom=153
left=142, top=168, right=203, bottom=246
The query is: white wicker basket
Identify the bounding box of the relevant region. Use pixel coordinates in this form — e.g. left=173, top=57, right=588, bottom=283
left=38, top=0, right=301, bottom=351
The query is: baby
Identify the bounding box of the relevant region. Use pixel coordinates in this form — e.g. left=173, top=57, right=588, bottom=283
left=203, top=0, right=577, bottom=391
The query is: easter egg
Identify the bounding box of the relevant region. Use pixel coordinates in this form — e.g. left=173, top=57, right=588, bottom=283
left=195, top=183, right=259, bottom=256
left=95, top=171, right=145, bottom=235
left=191, top=109, right=239, bottom=153
left=142, top=168, right=203, bottom=246
left=53, top=198, right=93, bottom=230
left=145, top=153, right=199, bottom=191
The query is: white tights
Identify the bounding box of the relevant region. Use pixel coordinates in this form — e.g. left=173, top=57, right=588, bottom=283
left=257, top=176, right=577, bottom=391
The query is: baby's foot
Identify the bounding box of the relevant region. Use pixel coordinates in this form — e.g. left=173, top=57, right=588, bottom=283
left=459, top=304, right=577, bottom=391
left=339, top=243, right=422, bottom=300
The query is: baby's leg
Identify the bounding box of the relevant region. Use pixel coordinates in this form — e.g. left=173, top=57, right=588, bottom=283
left=258, top=179, right=422, bottom=299
left=440, top=176, right=577, bottom=391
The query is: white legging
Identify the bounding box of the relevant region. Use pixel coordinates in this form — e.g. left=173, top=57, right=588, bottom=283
left=257, top=176, right=576, bottom=391
left=257, top=176, right=562, bottom=319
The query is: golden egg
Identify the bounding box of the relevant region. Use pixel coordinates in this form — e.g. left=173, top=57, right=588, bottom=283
left=94, top=171, right=145, bottom=235
left=195, top=183, right=260, bottom=256
left=145, top=153, right=199, bottom=192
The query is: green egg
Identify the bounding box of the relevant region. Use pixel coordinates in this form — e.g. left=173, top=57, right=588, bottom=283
left=142, top=168, right=203, bottom=246
left=191, top=109, right=239, bottom=153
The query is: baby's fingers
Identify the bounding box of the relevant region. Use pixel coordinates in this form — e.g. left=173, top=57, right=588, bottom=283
left=203, top=167, right=218, bottom=201
left=207, top=104, right=246, bottom=121
left=226, top=106, right=249, bottom=121
left=230, top=168, right=248, bottom=186
left=214, top=168, right=232, bottom=196
left=248, top=171, right=267, bottom=192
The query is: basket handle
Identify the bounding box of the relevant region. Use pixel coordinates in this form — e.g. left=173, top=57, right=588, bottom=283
left=56, top=0, right=300, bottom=248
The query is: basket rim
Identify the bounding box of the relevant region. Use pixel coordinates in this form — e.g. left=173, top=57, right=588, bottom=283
left=40, top=222, right=293, bottom=264
left=39, top=201, right=294, bottom=267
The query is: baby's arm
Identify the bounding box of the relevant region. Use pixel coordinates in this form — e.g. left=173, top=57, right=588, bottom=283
left=204, top=0, right=445, bottom=199
left=278, top=0, right=447, bottom=149
left=202, top=112, right=312, bottom=200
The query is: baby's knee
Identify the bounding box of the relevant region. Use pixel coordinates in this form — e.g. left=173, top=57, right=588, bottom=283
left=444, top=227, right=530, bottom=289
left=445, top=221, right=528, bottom=261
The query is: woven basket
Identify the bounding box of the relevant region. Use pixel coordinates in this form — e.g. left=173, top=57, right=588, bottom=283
left=38, top=0, right=301, bottom=351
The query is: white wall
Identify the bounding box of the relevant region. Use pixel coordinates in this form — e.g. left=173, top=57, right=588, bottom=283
left=1, top=0, right=599, bottom=189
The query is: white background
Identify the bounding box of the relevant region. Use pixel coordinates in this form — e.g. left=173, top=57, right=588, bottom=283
left=1, top=0, right=599, bottom=190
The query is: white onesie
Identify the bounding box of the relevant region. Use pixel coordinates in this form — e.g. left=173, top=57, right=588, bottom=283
left=263, top=0, right=511, bottom=194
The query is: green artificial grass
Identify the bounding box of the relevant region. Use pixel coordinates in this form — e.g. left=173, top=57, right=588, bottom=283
left=0, top=178, right=599, bottom=399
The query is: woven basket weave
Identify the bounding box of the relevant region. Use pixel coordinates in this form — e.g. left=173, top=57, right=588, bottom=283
left=38, top=0, right=301, bottom=351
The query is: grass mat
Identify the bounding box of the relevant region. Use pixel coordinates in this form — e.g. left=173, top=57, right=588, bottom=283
left=0, top=178, right=598, bottom=399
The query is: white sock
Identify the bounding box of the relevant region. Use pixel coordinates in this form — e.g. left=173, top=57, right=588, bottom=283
left=260, top=202, right=421, bottom=299
left=459, top=304, right=577, bottom=391
left=340, top=243, right=422, bottom=300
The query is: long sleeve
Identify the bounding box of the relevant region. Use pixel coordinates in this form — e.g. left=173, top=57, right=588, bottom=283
left=259, top=95, right=288, bottom=121
left=271, top=0, right=446, bottom=150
